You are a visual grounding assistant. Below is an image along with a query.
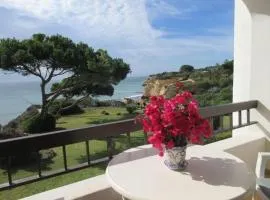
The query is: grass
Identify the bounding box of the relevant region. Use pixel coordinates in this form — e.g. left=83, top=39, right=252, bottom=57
left=56, top=107, right=135, bottom=129
left=0, top=163, right=107, bottom=200
left=0, top=107, right=232, bottom=199
left=0, top=106, right=144, bottom=199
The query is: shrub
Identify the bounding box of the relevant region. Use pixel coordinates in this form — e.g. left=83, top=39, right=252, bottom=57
left=48, top=99, right=84, bottom=116
left=0, top=132, right=27, bottom=139
left=96, top=100, right=125, bottom=107
left=219, top=78, right=232, bottom=88
left=220, top=86, right=232, bottom=102
left=0, top=149, right=56, bottom=168
left=101, top=110, right=110, bottom=115
left=22, top=114, right=56, bottom=134
left=2, top=105, right=40, bottom=135
left=196, top=80, right=212, bottom=91
left=116, top=112, right=122, bottom=116
left=126, top=104, right=137, bottom=114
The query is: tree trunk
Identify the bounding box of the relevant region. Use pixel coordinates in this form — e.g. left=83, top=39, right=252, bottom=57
left=40, top=81, right=47, bottom=117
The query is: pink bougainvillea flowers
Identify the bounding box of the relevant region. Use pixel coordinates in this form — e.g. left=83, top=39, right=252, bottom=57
left=138, top=83, right=212, bottom=156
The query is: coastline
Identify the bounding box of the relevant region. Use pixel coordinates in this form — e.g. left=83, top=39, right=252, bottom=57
left=0, top=76, right=146, bottom=125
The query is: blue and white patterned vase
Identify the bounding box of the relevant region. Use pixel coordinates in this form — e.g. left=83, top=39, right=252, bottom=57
left=164, top=146, right=188, bottom=170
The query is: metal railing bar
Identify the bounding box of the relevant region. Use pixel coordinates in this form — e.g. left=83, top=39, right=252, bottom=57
left=144, top=132, right=148, bottom=144
left=209, top=117, right=214, bottom=131
left=229, top=113, right=233, bottom=129
left=107, top=137, right=114, bottom=160
left=220, top=115, right=224, bottom=130
left=238, top=110, right=242, bottom=126
left=199, top=100, right=258, bottom=118
left=7, top=156, right=12, bottom=186
left=62, top=146, right=68, bottom=171
left=0, top=101, right=258, bottom=157
left=37, top=151, right=42, bottom=178
left=247, top=109, right=251, bottom=124
left=85, top=141, right=90, bottom=165
left=0, top=100, right=260, bottom=190
left=213, top=121, right=258, bottom=135
left=0, top=118, right=258, bottom=191
left=0, top=119, right=141, bottom=157
left=0, top=157, right=110, bottom=191
left=127, top=132, right=131, bottom=148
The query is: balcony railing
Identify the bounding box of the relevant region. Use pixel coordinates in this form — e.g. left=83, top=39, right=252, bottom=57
left=0, top=100, right=258, bottom=190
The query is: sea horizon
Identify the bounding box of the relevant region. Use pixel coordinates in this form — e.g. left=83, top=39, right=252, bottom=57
left=0, top=76, right=147, bottom=125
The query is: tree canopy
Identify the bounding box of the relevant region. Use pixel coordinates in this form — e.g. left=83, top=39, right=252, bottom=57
left=179, top=65, right=194, bottom=73
left=0, top=33, right=130, bottom=116
left=221, top=59, right=233, bottom=74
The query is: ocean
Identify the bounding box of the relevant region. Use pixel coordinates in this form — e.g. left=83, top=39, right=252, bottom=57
left=0, top=76, right=146, bottom=125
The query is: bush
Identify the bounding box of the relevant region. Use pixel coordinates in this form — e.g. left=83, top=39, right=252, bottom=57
left=0, top=132, right=27, bottom=139
left=116, top=112, right=122, bottom=116
left=101, top=110, right=110, bottom=115
left=219, top=78, right=232, bottom=88
left=196, top=80, right=212, bottom=92
left=126, top=104, right=137, bottom=114
left=220, top=86, right=232, bottom=102
left=0, top=149, right=56, bottom=168
left=22, top=114, right=56, bottom=134
left=48, top=99, right=84, bottom=116
left=96, top=100, right=125, bottom=107
left=2, top=105, right=40, bottom=135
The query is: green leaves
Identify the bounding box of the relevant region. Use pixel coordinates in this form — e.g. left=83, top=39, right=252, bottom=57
left=0, top=33, right=130, bottom=117
left=180, top=65, right=194, bottom=73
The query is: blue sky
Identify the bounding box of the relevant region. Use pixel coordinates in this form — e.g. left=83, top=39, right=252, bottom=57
left=0, top=0, right=234, bottom=81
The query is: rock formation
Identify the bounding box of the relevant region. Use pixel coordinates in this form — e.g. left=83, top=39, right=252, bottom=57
left=143, top=76, right=194, bottom=98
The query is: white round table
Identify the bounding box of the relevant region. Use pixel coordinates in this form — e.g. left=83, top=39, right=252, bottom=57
left=106, top=145, right=255, bottom=200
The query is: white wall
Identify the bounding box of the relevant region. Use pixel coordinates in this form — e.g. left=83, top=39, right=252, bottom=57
left=233, top=0, right=252, bottom=103
left=234, top=0, right=270, bottom=134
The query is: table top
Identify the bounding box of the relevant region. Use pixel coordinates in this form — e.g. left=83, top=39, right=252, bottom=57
left=106, top=145, right=255, bottom=200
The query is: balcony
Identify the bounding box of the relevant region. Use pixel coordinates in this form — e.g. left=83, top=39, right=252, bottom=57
left=1, top=0, right=270, bottom=199
left=0, top=100, right=268, bottom=199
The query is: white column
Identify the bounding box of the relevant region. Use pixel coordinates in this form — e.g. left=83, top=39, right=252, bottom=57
left=233, top=0, right=252, bottom=103
left=234, top=0, right=270, bottom=134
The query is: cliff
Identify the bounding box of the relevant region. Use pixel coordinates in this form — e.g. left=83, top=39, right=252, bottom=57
left=142, top=60, right=233, bottom=106
left=143, top=76, right=194, bottom=98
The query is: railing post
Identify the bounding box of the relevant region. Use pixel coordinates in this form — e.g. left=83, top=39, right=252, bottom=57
left=144, top=132, right=148, bottom=144
left=7, top=156, right=12, bottom=186
left=238, top=110, right=242, bottom=126
left=209, top=117, right=214, bottom=132
left=219, top=115, right=224, bottom=130
left=37, top=151, right=42, bottom=178
left=0, top=101, right=259, bottom=190
left=85, top=141, right=90, bottom=165
left=107, top=137, right=115, bottom=160
left=127, top=132, right=131, bottom=147
left=229, top=113, right=233, bottom=129
left=62, top=146, right=68, bottom=171
left=247, top=109, right=251, bottom=124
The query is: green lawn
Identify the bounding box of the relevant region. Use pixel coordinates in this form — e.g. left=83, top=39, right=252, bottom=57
left=0, top=107, right=145, bottom=199
left=0, top=107, right=232, bottom=199
left=57, top=107, right=136, bottom=129
left=0, top=163, right=107, bottom=200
